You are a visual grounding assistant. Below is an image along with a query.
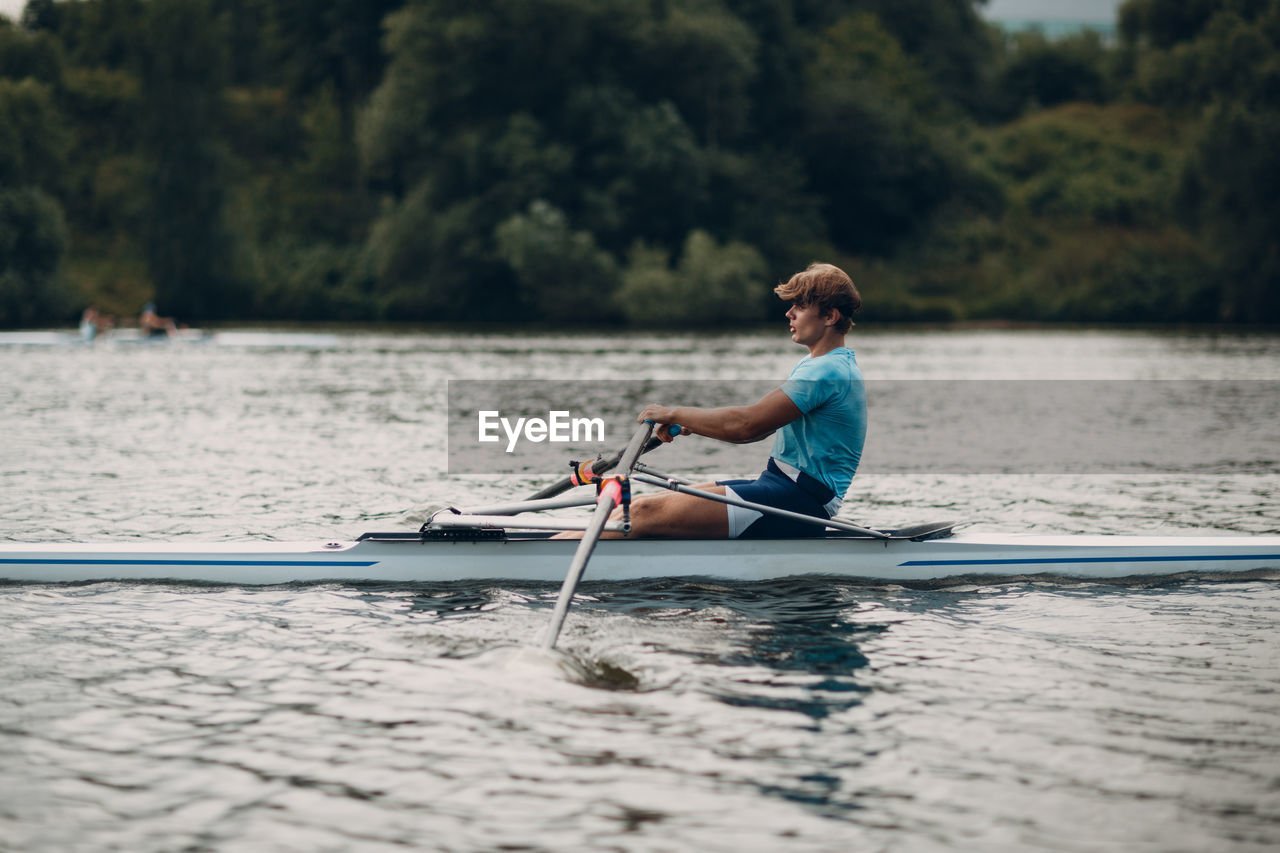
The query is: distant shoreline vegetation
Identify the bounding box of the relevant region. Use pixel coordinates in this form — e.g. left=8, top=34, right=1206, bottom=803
left=2, top=0, right=1277, bottom=328
left=989, top=18, right=1117, bottom=41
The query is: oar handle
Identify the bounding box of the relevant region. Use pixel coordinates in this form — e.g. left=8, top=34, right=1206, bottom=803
left=649, top=421, right=684, bottom=437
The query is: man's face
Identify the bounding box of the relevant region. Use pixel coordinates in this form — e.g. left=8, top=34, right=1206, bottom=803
left=786, top=301, right=830, bottom=346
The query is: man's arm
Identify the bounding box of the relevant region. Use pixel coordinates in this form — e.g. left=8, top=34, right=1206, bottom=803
left=638, top=388, right=802, bottom=444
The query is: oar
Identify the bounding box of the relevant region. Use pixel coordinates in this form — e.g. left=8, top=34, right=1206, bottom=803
left=524, top=435, right=668, bottom=501
left=541, top=421, right=657, bottom=650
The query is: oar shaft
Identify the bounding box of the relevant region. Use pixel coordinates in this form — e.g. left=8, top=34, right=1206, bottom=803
left=631, top=471, right=890, bottom=539
left=541, top=421, right=657, bottom=650
left=616, top=421, right=660, bottom=474
left=540, top=486, right=619, bottom=649
left=457, top=494, right=598, bottom=516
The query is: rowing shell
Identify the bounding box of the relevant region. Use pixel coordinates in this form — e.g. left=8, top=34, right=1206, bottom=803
left=3, top=529, right=1279, bottom=585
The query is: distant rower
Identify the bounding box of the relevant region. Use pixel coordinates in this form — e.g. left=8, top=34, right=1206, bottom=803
left=139, top=303, right=178, bottom=338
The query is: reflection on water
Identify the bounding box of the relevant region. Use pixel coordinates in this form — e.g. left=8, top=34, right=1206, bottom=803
left=2, top=328, right=1279, bottom=851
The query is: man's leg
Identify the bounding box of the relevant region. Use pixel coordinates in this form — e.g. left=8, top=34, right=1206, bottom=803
left=611, top=484, right=729, bottom=538
left=554, top=483, right=729, bottom=539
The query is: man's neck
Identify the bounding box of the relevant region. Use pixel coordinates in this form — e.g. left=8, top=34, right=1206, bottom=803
left=808, top=333, right=846, bottom=358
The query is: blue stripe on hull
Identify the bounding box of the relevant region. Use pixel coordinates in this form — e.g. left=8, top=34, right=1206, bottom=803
left=899, top=554, right=1280, bottom=567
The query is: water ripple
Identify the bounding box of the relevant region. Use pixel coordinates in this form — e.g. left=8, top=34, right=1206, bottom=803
left=3, top=330, right=1279, bottom=851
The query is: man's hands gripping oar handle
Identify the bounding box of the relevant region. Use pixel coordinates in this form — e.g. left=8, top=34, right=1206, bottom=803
left=540, top=421, right=676, bottom=650
left=525, top=424, right=683, bottom=501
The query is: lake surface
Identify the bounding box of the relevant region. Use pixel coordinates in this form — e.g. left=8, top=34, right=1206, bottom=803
left=2, top=327, right=1278, bottom=851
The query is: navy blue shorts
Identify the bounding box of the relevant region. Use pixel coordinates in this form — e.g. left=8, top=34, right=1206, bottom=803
left=716, top=460, right=833, bottom=539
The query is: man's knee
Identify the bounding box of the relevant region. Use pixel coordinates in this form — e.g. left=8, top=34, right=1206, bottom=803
left=625, top=492, right=727, bottom=538
left=627, top=494, right=669, bottom=532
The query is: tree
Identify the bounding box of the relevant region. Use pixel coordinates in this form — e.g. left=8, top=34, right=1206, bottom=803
left=1180, top=102, right=1280, bottom=321
left=798, top=13, right=974, bottom=253
left=842, top=0, right=995, bottom=116
left=0, top=78, right=72, bottom=326
left=562, top=87, right=710, bottom=254
left=632, top=3, right=759, bottom=149
left=1119, top=0, right=1220, bottom=50
left=995, top=30, right=1110, bottom=115
left=360, top=0, right=716, bottom=319
left=0, top=18, right=64, bottom=85
left=19, top=0, right=61, bottom=32
left=0, top=187, right=70, bottom=327
left=1121, top=0, right=1280, bottom=320
left=136, top=0, right=247, bottom=320
left=495, top=200, right=620, bottom=321
left=268, top=0, right=402, bottom=191
left=50, top=0, right=144, bottom=70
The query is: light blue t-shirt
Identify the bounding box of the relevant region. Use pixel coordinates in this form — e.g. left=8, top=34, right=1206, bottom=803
left=771, top=347, right=866, bottom=500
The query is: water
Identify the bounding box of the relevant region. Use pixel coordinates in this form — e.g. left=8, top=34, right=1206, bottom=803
left=2, top=328, right=1279, bottom=851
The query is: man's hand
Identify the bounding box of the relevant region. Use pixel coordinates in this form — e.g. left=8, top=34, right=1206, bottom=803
left=637, top=404, right=688, bottom=442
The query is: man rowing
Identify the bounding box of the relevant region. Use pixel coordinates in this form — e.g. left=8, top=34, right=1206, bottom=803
left=621, top=262, right=865, bottom=539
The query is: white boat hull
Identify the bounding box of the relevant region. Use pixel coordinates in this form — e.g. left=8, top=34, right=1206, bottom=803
left=3, top=532, right=1279, bottom=585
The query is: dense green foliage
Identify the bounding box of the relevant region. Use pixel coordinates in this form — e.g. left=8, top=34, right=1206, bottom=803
left=0, top=0, right=1275, bottom=327
left=0, top=72, right=72, bottom=323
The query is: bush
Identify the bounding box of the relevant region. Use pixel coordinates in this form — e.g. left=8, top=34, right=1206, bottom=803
left=250, top=241, right=376, bottom=322
left=616, top=230, right=767, bottom=326
left=978, top=103, right=1182, bottom=226
left=978, top=228, right=1217, bottom=322
left=494, top=200, right=620, bottom=322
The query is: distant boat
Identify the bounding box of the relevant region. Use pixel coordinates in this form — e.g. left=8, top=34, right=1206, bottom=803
left=0, top=331, right=87, bottom=346
left=0, top=328, right=208, bottom=346
left=101, top=327, right=211, bottom=345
